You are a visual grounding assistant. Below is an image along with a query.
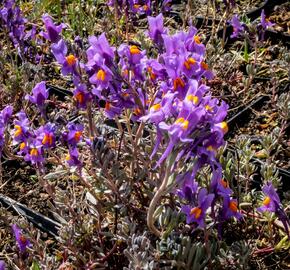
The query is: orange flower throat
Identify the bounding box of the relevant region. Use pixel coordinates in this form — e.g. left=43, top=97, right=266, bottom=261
left=66, top=54, right=76, bottom=66
left=190, top=207, right=202, bottom=219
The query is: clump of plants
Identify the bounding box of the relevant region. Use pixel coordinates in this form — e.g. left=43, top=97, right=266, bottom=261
left=0, top=0, right=289, bottom=269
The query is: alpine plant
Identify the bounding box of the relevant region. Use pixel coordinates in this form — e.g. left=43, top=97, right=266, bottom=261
left=21, top=12, right=239, bottom=231
left=2, top=3, right=287, bottom=237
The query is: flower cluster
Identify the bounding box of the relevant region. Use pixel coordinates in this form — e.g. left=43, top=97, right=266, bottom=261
left=41, top=13, right=91, bottom=110
left=13, top=110, right=43, bottom=166
left=12, top=80, right=82, bottom=169
left=133, top=14, right=237, bottom=228
left=41, top=12, right=236, bottom=229
left=177, top=166, right=242, bottom=229
left=3, top=2, right=287, bottom=240
left=0, top=0, right=27, bottom=47
left=130, top=0, right=151, bottom=15
left=0, top=0, right=41, bottom=63
left=230, top=9, right=274, bottom=40
left=12, top=105, right=83, bottom=169
left=1, top=1, right=289, bottom=269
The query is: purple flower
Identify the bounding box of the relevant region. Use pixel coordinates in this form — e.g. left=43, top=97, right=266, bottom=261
left=161, top=0, right=172, bottom=12
left=89, top=64, right=113, bottom=95
left=276, top=207, right=290, bottom=238
left=145, top=59, right=167, bottom=81
left=222, top=196, right=242, bottom=220
left=24, top=143, right=44, bottom=165
left=40, top=13, right=66, bottom=43
left=51, top=38, right=66, bottom=63
left=163, top=54, right=187, bottom=95
left=66, top=123, right=83, bottom=146
left=0, top=0, right=14, bottom=22
left=211, top=121, right=229, bottom=144
left=260, top=10, right=274, bottom=29
left=210, top=100, right=229, bottom=123
left=74, top=35, right=83, bottom=49
left=0, top=1, right=27, bottom=47
left=73, top=84, right=91, bottom=109
left=65, top=147, right=81, bottom=167
left=257, top=182, right=290, bottom=237
left=13, top=111, right=31, bottom=143
left=182, top=55, right=200, bottom=79
left=141, top=93, right=175, bottom=124
left=0, top=260, right=5, bottom=270
left=104, top=101, right=122, bottom=119
left=118, top=44, right=146, bottom=65
left=183, top=80, right=206, bottom=106
left=210, top=168, right=232, bottom=197
left=51, top=39, right=78, bottom=76
left=0, top=6, right=9, bottom=24
left=157, top=102, right=205, bottom=165
left=17, top=140, right=29, bottom=156
left=12, top=224, right=31, bottom=254
left=87, top=33, right=115, bottom=67
left=119, top=58, right=145, bottom=82
left=176, top=172, right=198, bottom=203
left=147, top=14, right=167, bottom=46
left=182, top=188, right=214, bottom=228
left=0, top=105, right=13, bottom=126
left=230, top=15, right=244, bottom=38
left=25, top=81, right=48, bottom=111
left=257, top=182, right=280, bottom=213
left=162, top=32, right=186, bottom=57
left=24, top=25, right=37, bottom=41
left=196, top=60, right=214, bottom=80
left=35, top=123, right=56, bottom=149
left=185, top=27, right=206, bottom=55
left=62, top=54, right=78, bottom=76
left=130, top=0, right=151, bottom=15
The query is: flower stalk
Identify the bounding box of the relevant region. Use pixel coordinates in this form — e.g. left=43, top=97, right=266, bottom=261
left=147, top=164, right=171, bottom=237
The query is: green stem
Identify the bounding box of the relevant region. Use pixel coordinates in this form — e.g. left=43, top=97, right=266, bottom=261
left=147, top=165, right=171, bottom=237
